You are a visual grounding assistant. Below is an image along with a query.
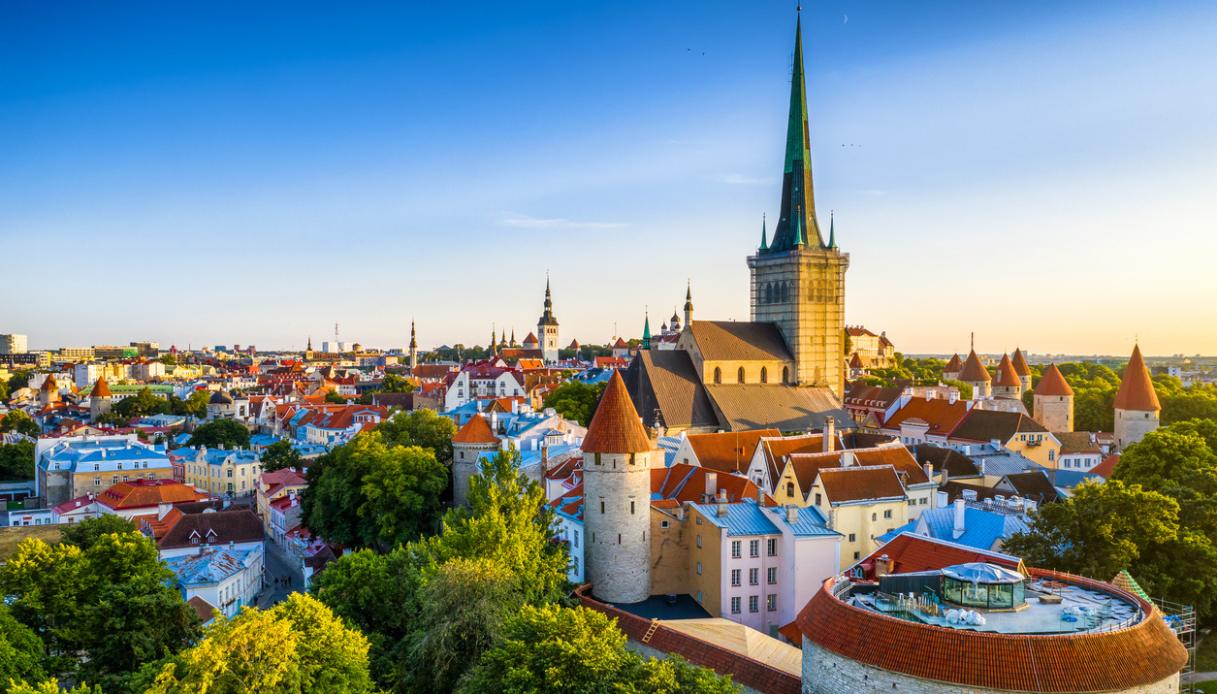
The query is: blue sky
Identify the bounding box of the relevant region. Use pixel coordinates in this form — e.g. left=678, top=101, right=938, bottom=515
left=3, top=1, right=1215, bottom=356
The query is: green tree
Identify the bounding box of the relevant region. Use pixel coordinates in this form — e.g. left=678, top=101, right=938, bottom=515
left=59, top=515, right=136, bottom=550
left=188, top=419, right=251, bottom=449
left=113, top=387, right=170, bottom=419
left=380, top=373, right=416, bottom=393
left=0, top=604, right=44, bottom=685
left=0, top=410, right=40, bottom=438
left=1161, top=385, right=1217, bottom=425
left=6, top=680, right=101, bottom=694
left=943, top=379, right=972, bottom=401
left=169, top=390, right=209, bottom=418
left=459, top=604, right=737, bottom=694
left=260, top=439, right=302, bottom=473
left=377, top=409, right=457, bottom=466
left=324, top=390, right=348, bottom=404
left=7, top=371, right=31, bottom=393
left=543, top=380, right=606, bottom=426
left=145, top=593, right=374, bottom=694
left=0, top=531, right=200, bottom=686
left=303, top=431, right=447, bottom=550
left=1113, top=422, right=1217, bottom=535
left=0, top=441, right=36, bottom=481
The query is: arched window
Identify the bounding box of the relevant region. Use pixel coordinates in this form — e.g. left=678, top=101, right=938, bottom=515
left=713, top=367, right=722, bottom=384
left=760, top=367, right=768, bottom=384
left=781, top=282, right=789, bottom=303
left=737, top=367, right=746, bottom=384
left=782, top=366, right=790, bottom=384
left=764, top=283, right=773, bottom=304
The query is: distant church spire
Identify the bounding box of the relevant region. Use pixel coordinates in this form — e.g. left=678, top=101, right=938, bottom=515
left=759, top=213, right=768, bottom=251
left=642, top=309, right=652, bottom=350
left=766, top=9, right=823, bottom=251
left=684, top=281, right=694, bottom=327
left=792, top=205, right=806, bottom=247
left=827, top=210, right=837, bottom=249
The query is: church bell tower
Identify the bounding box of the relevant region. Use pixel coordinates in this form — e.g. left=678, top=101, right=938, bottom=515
left=747, top=10, right=848, bottom=398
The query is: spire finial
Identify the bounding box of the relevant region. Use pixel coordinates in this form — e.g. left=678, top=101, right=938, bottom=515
left=827, top=210, right=837, bottom=249
left=970, top=332, right=975, bottom=351
left=793, top=204, right=806, bottom=246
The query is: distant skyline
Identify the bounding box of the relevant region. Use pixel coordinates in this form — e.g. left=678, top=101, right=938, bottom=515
left=3, top=1, right=1215, bottom=356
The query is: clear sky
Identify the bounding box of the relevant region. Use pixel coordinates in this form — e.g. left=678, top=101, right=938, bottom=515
left=3, top=1, right=1215, bottom=356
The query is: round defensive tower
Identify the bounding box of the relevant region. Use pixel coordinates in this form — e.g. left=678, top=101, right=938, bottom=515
left=450, top=413, right=500, bottom=508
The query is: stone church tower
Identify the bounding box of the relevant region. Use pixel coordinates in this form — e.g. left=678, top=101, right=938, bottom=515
left=408, top=321, right=418, bottom=371
left=537, top=277, right=560, bottom=363
left=583, top=370, right=654, bottom=604
left=747, top=13, right=848, bottom=398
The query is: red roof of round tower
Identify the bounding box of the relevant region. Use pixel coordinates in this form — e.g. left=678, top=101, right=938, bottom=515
left=993, top=354, right=1022, bottom=387
left=957, top=350, right=991, bottom=382
left=1034, top=363, right=1074, bottom=397
left=582, top=371, right=652, bottom=454
left=1011, top=347, right=1032, bottom=376
left=1114, top=344, right=1161, bottom=412
left=452, top=414, right=500, bottom=445
left=92, top=375, right=112, bottom=398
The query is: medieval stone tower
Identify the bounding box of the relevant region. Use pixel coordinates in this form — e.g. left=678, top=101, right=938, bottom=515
left=450, top=414, right=500, bottom=508
left=747, top=13, right=848, bottom=398
left=537, top=277, right=560, bottom=364
left=1033, top=363, right=1074, bottom=432
left=89, top=375, right=113, bottom=422
left=1114, top=344, right=1160, bottom=449
left=583, top=370, right=654, bottom=604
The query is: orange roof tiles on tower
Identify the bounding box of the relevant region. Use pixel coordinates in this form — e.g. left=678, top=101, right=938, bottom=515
left=957, top=349, right=991, bottom=382
left=1034, top=363, right=1074, bottom=396
left=582, top=371, right=652, bottom=454
left=993, top=354, right=1021, bottom=387
left=1010, top=347, right=1032, bottom=377
left=91, top=375, right=112, bottom=398
left=452, top=414, right=500, bottom=444
left=1114, top=344, right=1161, bottom=411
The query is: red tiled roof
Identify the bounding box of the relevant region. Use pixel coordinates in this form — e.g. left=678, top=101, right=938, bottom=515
left=582, top=371, right=651, bottom=454
left=853, top=533, right=1023, bottom=578
left=187, top=596, right=218, bottom=622
left=451, top=414, right=499, bottom=444
left=91, top=376, right=112, bottom=398
left=789, top=570, right=1188, bottom=692
left=1010, top=347, right=1032, bottom=376
left=1092, top=453, right=1120, bottom=479
left=98, top=479, right=207, bottom=510
left=957, top=349, right=990, bottom=382
left=1034, top=363, right=1074, bottom=397
left=848, top=352, right=865, bottom=368
left=156, top=508, right=264, bottom=549
left=685, top=428, right=780, bottom=474
left=882, top=397, right=969, bottom=435
left=816, top=466, right=906, bottom=504
left=993, top=354, right=1021, bottom=387
left=1114, top=345, right=1161, bottom=412
left=944, top=353, right=962, bottom=372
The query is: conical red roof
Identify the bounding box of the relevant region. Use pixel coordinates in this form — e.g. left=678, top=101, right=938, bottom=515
left=452, top=414, right=500, bottom=444
left=957, top=350, right=991, bottom=382
left=582, top=371, right=652, bottom=454
left=1011, top=348, right=1031, bottom=377
left=1034, top=363, right=1074, bottom=397
left=993, top=354, right=1021, bottom=387
left=1114, top=345, right=1161, bottom=412
left=92, top=375, right=112, bottom=398
left=944, top=354, right=963, bottom=372
left=40, top=374, right=58, bottom=392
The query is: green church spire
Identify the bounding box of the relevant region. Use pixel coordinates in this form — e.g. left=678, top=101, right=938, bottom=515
left=792, top=205, right=806, bottom=247
left=827, top=210, right=837, bottom=249
left=768, top=9, right=823, bottom=252
left=759, top=213, right=768, bottom=251
left=642, top=310, right=652, bottom=350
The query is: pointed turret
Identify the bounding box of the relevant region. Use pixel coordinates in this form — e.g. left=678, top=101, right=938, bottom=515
left=683, top=281, right=694, bottom=328
left=583, top=371, right=652, bottom=454
left=827, top=211, right=837, bottom=249
left=1115, top=345, right=1161, bottom=412
left=992, top=354, right=1023, bottom=398
left=409, top=321, right=417, bottom=349
left=1034, top=364, right=1073, bottom=397
left=408, top=321, right=419, bottom=370
left=767, top=10, right=823, bottom=251
left=1033, top=363, right=1075, bottom=432
left=759, top=214, right=768, bottom=251
left=641, top=312, right=652, bottom=350
left=958, top=349, right=991, bottom=400
left=792, top=205, right=806, bottom=247
left=91, top=375, right=112, bottom=398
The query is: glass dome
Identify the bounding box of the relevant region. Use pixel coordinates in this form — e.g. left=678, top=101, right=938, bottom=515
left=941, top=562, right=1026, bottom=610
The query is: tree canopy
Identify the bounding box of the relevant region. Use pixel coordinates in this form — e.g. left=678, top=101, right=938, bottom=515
left=0, top=410, right=40, bottom=437
left=0, top=441, right=36, bottom=481
left=543, top=380, right=606, bottom=426
left=187, top=419, right=251, bottom=449
left=376, top=408, right=457, bottom=466
left=260, top=439, right=302, bottom=473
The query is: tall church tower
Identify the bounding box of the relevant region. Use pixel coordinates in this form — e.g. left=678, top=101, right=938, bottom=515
left=537, top=277, right=560, bottom=363
left=747, top=12, right=849, bottom=397
left=408, top=321, right=418, bottom=371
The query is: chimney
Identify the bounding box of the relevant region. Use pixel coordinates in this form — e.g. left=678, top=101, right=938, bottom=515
left=978, top=460, right=987, bottom=477
left=785, top=505, right=798, bottom=524
left=953, top=498, right=966, bottom=539
left=705, top=471, right=718, bottom=498
left=875, top=554, right=891, bottom=578
left=541, top=444, right=549, bottom=470
left=922, top=462, right=933, bottom=483
left=935, top=490, right=948, bottom=508
left=716, top=496, right=729, bottom=518
left=823, top=417, right=836, bottom=452
left=841, top=450, right=856, bottom=467
left=490, top=411, right=499, bottom=432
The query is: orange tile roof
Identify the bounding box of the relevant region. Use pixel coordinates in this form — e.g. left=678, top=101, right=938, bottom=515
left=944, top=353, right=962, bottom=372
left=817, top=466, right=906, bottom=504
left=451, top=414, right=499, bottom=444
left=1114, top=345, right=1161, bottom=411
left=957, top=349, right=990, bottom=382
left=1092, top=453, right=1120, bottom=479
left=1010, top=347, right=1032, bottom=376
left=848, top=352, right=865, bottom=368
left=883, top=397, right=969, bottom=435
left=91, top=375, right=112, bottom=398
left=98, top=479, right=207, bottom=510
left=582, top=371, right=652, bottom=454
left=790, top=569, right=1188, bottom=692
left=993, top=353, right=1021, bottom=387
left=1034, top=363, right=1074, bottom=396
left=685, top=428, right=780, bottom=474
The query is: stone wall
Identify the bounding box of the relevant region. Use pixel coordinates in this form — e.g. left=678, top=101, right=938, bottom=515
left=1033, top=393, right=1073, bottom=433
left=1115, top=407, right=1159, bottom=450
left=802, top=640, right=1181, bottom=694
left=585, top=450, right=653, bottom=603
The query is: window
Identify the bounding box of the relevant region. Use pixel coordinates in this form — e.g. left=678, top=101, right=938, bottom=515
left=786, top=482, right=795, bottom=497
left=767, top=567, right=777, bottom=585
left=573, top=531, right=579, bottom=548
left=815, top=493, right=822, bottom=506
left=853, top=551, right=861, bottom=560
left=630, top=500, right=635, bottom=515
left=749, top=568, right=759, bottom=586
left=697, top=590, right=703, bottom=603
left=767, top=594, right=777, bottom=612
left=731, top=541, right=741, bottom=558
left=731, top=597, right=741, bottom=614
left=737, top=367, right=745, bottom=384
left=696, top=561, right=703, bottom=575
left=767, top=538, right=777, bottom=557
left=1048, top=450, right=1056, bottom=461
left=749, top=539, right=760, bottom=558
left=848, top=533, right=856, bottom=542
left=883, top=509, right=892, bottom=519
left=600, top=500, right=605, bottom=514
left=696, top=535, right=702, bottom=548
left=749, top=595, right=759, bottom=613
left=871, top=512, right=877, bottom=521
left=713, top=367, right=722, bottom=384
left=760, top=367, right=768, bottom=384
left=661, top=520, right=670, bottom=529
left=782, top=366, right=790, bottom=384
left=731, top=569, right=741, bottom=587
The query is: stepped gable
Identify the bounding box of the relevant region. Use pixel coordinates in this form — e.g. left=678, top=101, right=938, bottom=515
left=957, top=350, right=991, bottom=382
left=1034, top=363, right=1074, bottom=396
left=1114, top=345, right=1161, bottom=412
left=452, top=414, right=500, bottom=444
left=583, top=371, right=652, bottom=454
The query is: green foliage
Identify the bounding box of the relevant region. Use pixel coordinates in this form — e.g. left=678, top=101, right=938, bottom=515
left=0, top=604, right=44, bottom=685
left=187, top=419, right=251, bottom=449
left=0, top=531, right=200, bottom=686
left=169, top=390, right=209, bottom=418
left=113, top=387, right=171, bottom=420
left=0, top=410, right=40, bottom=437
left=302, top=431, right=448, bottom=550
left=380, top=373, right=416, bottom=393
left=313, top=448, right=569, bottom=693
left=7, top=371, right=31, bottom=393
left=458, top=604, right=738, bottom=694
left=943, top=379, right=972, bottom=401
left=324, top=390, right=348, bottom=404
left=6, top=679, right=101, bottom=694
left=145, top=593, right=374, bottom=694
left=377, top=408, right=457, bottom=466
left=59, top=515, right=136, bottom=550
left=260, top=439, right=302, bottom=473
left=0, top=441, right=35, bottom=481
left=1113, top=420, right=1217, bottom=539
left=543, top=380, right=606, bottom=426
